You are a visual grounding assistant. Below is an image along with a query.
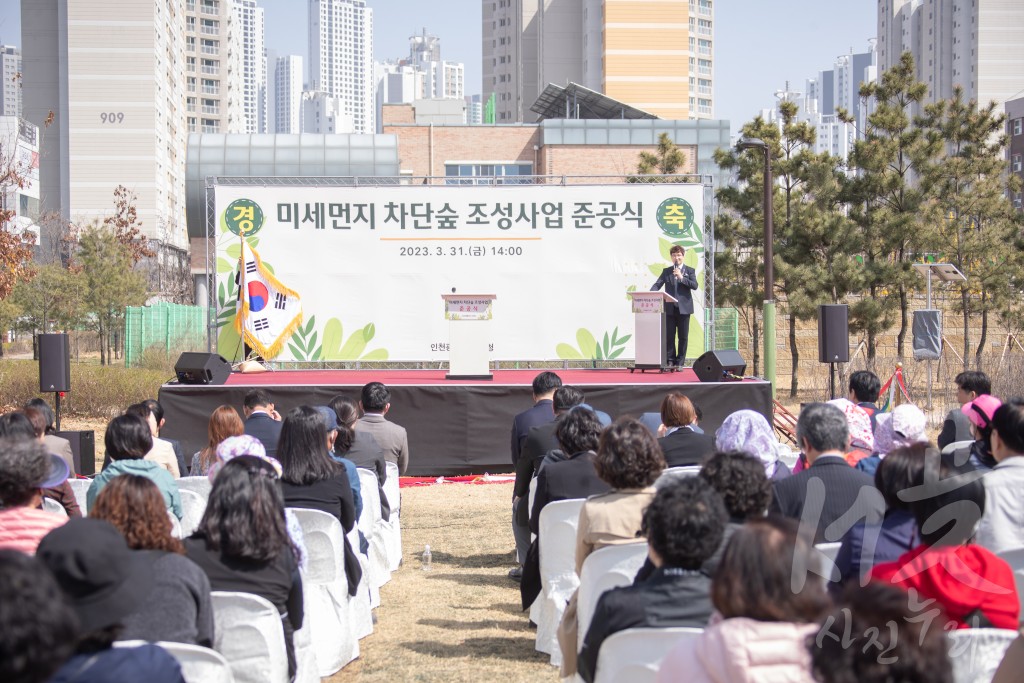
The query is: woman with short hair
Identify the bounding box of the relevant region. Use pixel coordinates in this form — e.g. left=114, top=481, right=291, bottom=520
left=190, top=405, right=245, bottom=476
left=656, top=393, right=714, bottom=468
left=91, top=475, right=214, bottom=647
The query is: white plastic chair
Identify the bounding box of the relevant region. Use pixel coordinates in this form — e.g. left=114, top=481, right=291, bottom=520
left=997, top=547, right=1024, bottom=626
left=42, top=496, right=68, bottom=517
left=156, top=641, right=234, bottom=683
left=947, top=628, right=1019, bottom=683
left=68, top=478, right=91, bottom=515
left=343, top=522, right=375, bottom=639
left=533, top=498, right=585, bottom=666
left=654, top=466, right=702, bottom=489
left=210, top=591, right=289, bottom=683
left=577, top=542, right=649, bottom=651
left=814, top=541, right=843, bottom=582
left=169, top=511, right=183, bottom=539
left=176, top=476, right=213, bottom=501
left=287, top=507, right=362, bottom=675
left=179, top=489, right=207, bottom=539
left=357, top=467, right=391, bottom=598
left=291, top=620, right=320, bottom=683
left=594, top=627, right=704, bottom=683
left=381, top=461, right=402, bottom=571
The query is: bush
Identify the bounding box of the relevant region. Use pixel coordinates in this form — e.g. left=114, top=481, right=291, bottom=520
left=0, top=359, right=169, bottom=417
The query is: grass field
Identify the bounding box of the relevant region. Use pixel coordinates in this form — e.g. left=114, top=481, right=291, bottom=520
left=329, top=481, right=556, bottom=682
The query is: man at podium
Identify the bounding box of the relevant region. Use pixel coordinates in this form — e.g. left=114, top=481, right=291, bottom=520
left=651, top=245, right=698, bottom=367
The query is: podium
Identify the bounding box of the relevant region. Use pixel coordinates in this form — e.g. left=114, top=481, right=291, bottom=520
left=628, top=291, right=677, bottom=373
left=442, top=294, right=496, bottom=380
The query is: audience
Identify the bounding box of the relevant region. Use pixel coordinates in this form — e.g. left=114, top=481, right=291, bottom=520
left=975, top=397, right=1024, bottom=554
left=330, top=395, right=391, bottom=521
left=771, top=403, right=884, bottom=543
left=185, top=456, right=304, bottom=679
left=278, top=405, right=362, bottom=596
left=88, top=414, right=182, bottom=519
left=656, top=393, right=714, bottom=468
left=809, top=582, right=953, bottom=683
left=856, top=403, right=929, bottom=476
left=6, top=409, right=80, bottom=516
left=509, top=371, right=562, bottom=466
left=39, top=519, right=186, bottom=682
left=242, top=388, right=283, bottom=457
left=189, top=404, right=245, bottom=476
left=316, top=405, right=362, bottom=520
left=847, top=370, right=881, bottom=429
left=578, top=477, right=725, bottom=683
left=715, top=409, right=792, bottom=480
left=835, top=443, right=923, bottom=585
left=142, top=399, right=187, bottom=478
left=960, top=394, right=1001, bottom=471
left=557, top=417, right=666, bottom=677
left=90, top=475, right=214, bottom=647
left=696, top=450, right=773, bottom=574
left=826, top=399, right=875, bottom=467
left=0, top=550, right=79, bottom=683
left=125, top=402, right=180, bottom=478
left=356, top=381, right=411, bottom=475
left=938, top=370, right=990, bottom=450
left=657, top=517, right=830, bottom=683
left=0, top=436, right=70, bottom=554
left=870, top=450, right=1019, bottom=629
left=25, top=397, right=76, bottom=474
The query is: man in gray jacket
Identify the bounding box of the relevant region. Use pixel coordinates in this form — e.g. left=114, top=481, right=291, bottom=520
left=355, top=381, right=410, bottom=475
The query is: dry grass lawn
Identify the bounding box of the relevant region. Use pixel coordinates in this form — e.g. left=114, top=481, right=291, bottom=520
left=329, top=481, right=557, bottom=683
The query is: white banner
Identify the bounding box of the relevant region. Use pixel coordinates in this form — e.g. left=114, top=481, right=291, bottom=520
left=212, top=183, right=706, bottom=362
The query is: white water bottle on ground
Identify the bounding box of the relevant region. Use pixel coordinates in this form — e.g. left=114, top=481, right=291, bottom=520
left=422, top=544, right=432, bottom=571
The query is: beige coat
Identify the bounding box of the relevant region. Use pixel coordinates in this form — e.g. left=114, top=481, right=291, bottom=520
left=145, top=437, right=180, bottom=478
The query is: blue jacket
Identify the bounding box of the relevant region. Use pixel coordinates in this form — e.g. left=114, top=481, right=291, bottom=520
left=51, top=644, right=185, bottom=683
left=88, top=459, right=182, bottom=520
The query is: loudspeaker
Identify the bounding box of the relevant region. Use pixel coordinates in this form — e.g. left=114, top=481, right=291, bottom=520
left=818, top=304, right=850, bottom=363
left=174, top=352, right=232, bottom=385
left=55, top=430, right=95, bottom=477
left=913, top=309, right=942, bottom=360
left=38, top=333, right=71, bottom=392
left=693, top=350, right=747, bottom=382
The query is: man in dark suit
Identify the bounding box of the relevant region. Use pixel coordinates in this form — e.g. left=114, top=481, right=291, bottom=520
left=510, top=371, right=562, bottom=466
left=242, top=388, right=283, bottom=458
left=771, top=402, right=884, bottom=543
left=650, top=244, right=699, bottom=366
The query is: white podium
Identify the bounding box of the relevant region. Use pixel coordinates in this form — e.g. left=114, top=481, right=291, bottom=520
left=442, top=294, right=496, bottom=380
left=628, top=291, right=677, bottom=373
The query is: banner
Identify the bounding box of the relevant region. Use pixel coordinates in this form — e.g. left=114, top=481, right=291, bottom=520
left=212, top=183, right=706, bottom=362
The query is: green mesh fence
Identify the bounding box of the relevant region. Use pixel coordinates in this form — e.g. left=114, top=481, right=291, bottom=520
left=709, top=307, right=739, bottom=351
left=125, top=303, right=207, bottom=367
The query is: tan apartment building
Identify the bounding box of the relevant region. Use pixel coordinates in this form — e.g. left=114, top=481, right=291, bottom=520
left=482, top=0, right=713, bottom=122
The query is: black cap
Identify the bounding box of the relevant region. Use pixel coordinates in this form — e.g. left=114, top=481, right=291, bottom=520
left=36, top=518, right=156, bottom=632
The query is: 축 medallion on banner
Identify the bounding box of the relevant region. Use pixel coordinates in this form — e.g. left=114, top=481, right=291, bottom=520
left=224, top=198, right=265, bottom=237
left=655, top=197, right=697, bottom=239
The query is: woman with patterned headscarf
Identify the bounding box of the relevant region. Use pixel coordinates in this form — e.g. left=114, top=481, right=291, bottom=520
left=826, top=399, right=875, bottom=467
left=856, top=404, right=928, bottom=476
left=715, top=410, right=792, bottom=480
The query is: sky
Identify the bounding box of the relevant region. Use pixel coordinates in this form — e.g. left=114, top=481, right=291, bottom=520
left=0, top=0, right=877, bottom=131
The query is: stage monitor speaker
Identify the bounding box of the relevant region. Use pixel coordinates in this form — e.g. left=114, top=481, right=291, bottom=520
left=818, top=304, right=850, bottom=363
left=913, top=309, right=942, bottom=360
left=55, top=430, right=95, bottom=477
left=38, top=333, right=71, bottom=393
left=174, top=352, right=231, bottom=385
left=693, top=350, right=747, bottom=382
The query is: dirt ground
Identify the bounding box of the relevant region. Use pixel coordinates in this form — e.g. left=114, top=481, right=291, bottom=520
left=328, top=482, right=556, bottom=683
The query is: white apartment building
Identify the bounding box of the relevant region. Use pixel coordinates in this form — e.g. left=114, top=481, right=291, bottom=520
left=21, top=0, right=189, bottom=248
left=0, top=116, right=40, bottom=242
left=301, top=90, right=354, bottom=134
left=483, top=0, right=713, bottom=122
left=878, top=0, right=1024, bottom=109
left=308, top=0, right=374, bottom=134
left=275, top=55, right=303, bottom=134
left=185, top=0, right=243, bottom=134
left=0, top=46, right=21, bottom=118
left=233, top=0, right=266, bottom=133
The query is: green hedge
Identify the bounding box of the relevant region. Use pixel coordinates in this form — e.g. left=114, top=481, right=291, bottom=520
left=0, top=360, right=170, bottom=417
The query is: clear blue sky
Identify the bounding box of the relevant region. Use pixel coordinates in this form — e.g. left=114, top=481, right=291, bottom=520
left=0, top=0, right=876, bottom=132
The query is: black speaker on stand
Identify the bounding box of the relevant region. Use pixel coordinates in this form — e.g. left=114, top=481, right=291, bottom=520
left=38, top=333, right=71, bottom=430
left=818, top=305, right=850, bottom=399
left=174, top=352, right=232, bottom=385
left=693, top=350, right=747, bottom=382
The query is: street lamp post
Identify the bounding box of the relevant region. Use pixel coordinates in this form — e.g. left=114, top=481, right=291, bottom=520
left=736, top=137, right=775, bottom=397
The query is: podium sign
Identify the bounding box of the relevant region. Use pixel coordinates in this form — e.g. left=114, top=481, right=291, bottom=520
left=628, top=291, right=677, bottom=371
left=442, top=294, right=496, bottom=380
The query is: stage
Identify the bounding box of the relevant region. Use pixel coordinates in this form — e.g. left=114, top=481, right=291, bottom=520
left=159, top=368, right=772, bottom=476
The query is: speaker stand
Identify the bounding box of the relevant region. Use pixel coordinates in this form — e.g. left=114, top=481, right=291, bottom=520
left=54, top=392, right=62, bottom=431
left=828, top=363, right=836, bottom=400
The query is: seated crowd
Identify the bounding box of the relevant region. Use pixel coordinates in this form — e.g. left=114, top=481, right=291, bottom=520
left=0, top=381, right=408, bottom=683
left=512, top=369, right=1024, bottom=682
left=4, top=366, right=1024, bottom=682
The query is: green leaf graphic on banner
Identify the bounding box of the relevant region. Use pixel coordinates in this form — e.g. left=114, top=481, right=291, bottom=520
left=289, top=315, right=321, bottom=361
left=360, top=348, right=389, bottom=361
left=216, top=257, right=234, bottom=274
left=226, top=243, right=241, bottom=260
left=321, top=319, right=344, bottom=359
left=557, top=328, right=631, bottom=360
left=625, top=284, right=637, bottom=301
left=318, top=318, right=388, bottom=360
left=363, top=323, right=375, bottom=342
left=648, top=263, right=663, bottom=277
left=556, top=344, right=584, bottom=360
left=577, top=329, right=597, bottom=358
left=217, top=324, right=242, bottom=361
